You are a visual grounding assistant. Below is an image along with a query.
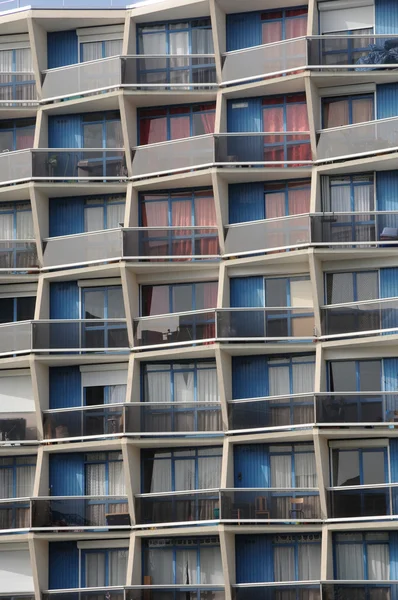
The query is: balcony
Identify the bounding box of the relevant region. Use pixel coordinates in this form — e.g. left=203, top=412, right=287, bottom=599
left=43, top=401, right=222, bottom=441
left=135, top=490, right=219, bottom=526
left=131, top=133, right=312, bottom=179
left=0, top=410, right=38, bottom=444
left=41, top=55, right=217, bottom=102
left=225, top=215, right=311, bottom=258
left=0, top=240, right=38, bottom=271
left=42, top=227, right=220, bottom=269
left=0, top=72, right=37, bottom=106
left=233, top=583, right=321, bottom=600
left=42, top=587, right=225, bottom=600
left=221, top=489, right=321, bottom=522
left=0, top=149, right=127, bottom=187
left=320, top=297, right=398, bottom=339
left=328, top=484, right=398, bottom=519
left=32, top=496, right=130, bottom=530
left=322, top=582, right=395, bottom=600
left=222, top=35, right=398, bottom=85
left=0, top=497, right=31, bottom=532
left=312, top=212, right=398, bottom=248
left=315, top=392, right=398, bottom=425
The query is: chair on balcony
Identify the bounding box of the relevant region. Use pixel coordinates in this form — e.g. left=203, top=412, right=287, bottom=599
left=254, top=496, right=270, bottom=520
left=289, top=497, right=305, bottom=519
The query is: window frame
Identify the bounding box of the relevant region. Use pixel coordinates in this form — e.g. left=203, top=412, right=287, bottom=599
left=138, top=102, right=216, bottom=144
left=0, top=47, right=35, bottom=101
left=83, top=194, right=126, bottom=232
left=272, top=533, right=321, bottom=582
left=0, top=295, right=36, bottom=324
left=260, top=6, right=308, bottom=43
left=140, top=281, right=218, bottom=316
left=266, top=354, right=315, bottom=418
left=324, top=270, right=379, bottom=305
left=333, top=532, right=390, bottom=581
left=80, top=546, right=128, bottom=587
left=321, top=93, right=375, bottom=129
left=264, top=275, right=313, bottom=336
left=0, top=455, right=36, bottom=529
left=84, top=450, right=127, bottom=518
left=81, top=285, right=126, bottom=349
left=264, top=179, right=311, bottom=219
left=269, top=443, right=317, bottom=489
left=0, top=118, right=35, bottom=152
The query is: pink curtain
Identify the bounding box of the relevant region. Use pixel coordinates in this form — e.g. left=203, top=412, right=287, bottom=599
left=203, top=281, right=218, bottom=339
left=194, top=196, right=218, bottom=257
left=141, top=201, right=169, bottom=259
left=16, top=132, right=34, bottom=150
left=323, top=100, right=350, bottom=128
left=265, top=192, right=286, bottom=218
left=199, top=111, right=215, bottom=134
left=285, top=16, right=307, bottom=39
left=288, top=189, right=311, bottom=214
left=170, top=116, right=191, bottom=140
left=140, top=117, right=167, bottom=144
left=142, top=285, right=169, bottom=316
left=352, top=98, right=373, bottom=124
left=172, top=200, right=192, bottom=258
left=262, top=22, right=282, bottom=44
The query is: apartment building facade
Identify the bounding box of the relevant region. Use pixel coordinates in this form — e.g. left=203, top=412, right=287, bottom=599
left=0, top=0, right=397, bottom=598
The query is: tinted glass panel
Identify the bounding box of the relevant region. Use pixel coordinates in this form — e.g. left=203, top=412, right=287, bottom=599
left=0, top=297, right=14, bottom=323
left=17, top=296, right=35, bottom=321
left=359, top=361, right=381, bottom=392
left=329, top=361, right=356, bottom=392
left=363, top=451, right=385, bottom=485
left=333, top=449, right=360, bottom=486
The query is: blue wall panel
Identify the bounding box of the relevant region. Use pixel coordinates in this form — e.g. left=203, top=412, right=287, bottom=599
left=226, top=12, right=261, bottom=51
left=375, top=0, right=398, bottom=34
left=377, top=83, right=398, bottom=119
left=230, top=276, right=264, bottom=307
left=49, top=197, right=85, bottom=237
left=234, top=444, right=270, bottom=487
left=227, top=97, right=263, bottom=132
left=229, top=182, right=265, bottom=224
left=48, top=114, right=82, bottom=148
left=390, top=441, right=398, bottom=514
left=232, top=356, right=268, bottom=399
left=47, top=31, right=78, bottom=69
left=50, top=281, right=80, bottom=319
left=380, top=268, right=398, bottom=298
left=390, top=532, right=398, bottom=581
left=377, top=171, right=398, bottom=211
left=50, top=453, right=85, bottom=496
left=49, top=366, right=81, bottom=409
left=235, top=535, right=273, bottom=582
left=49, top=542, right=79, bottom=589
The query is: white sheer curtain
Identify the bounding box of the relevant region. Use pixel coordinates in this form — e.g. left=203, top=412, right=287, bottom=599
left=200, top=547, right=223, bottom=584
left=174, top=458, right=195, bottom=491
left=85, top=553, right=106, bottom=587
left=108, top=384, right=126, bottom=404
left=16, top=465, right=35, bottom=497
left=150, top=456, right=172, bottom=492
left=274, top=546, right=295, bottom=581
left=109, top=460, right=125, bottom=494
left=175, top=372, right=194, bottom=402
left=198, top=369, right=218, bottom=402
left=0, top=213, right=13, bottom=239
left=269, top=365, right=290, bottom=396
left=198, top=451, right=222, bottom=488
left=147, top=548, right=173, bottom=584
left=86, top=463, right=106, bottom=495
left=368, top=545, right=390, bottom=580
left=146, top=370, right=171, bottom=403
left=107, top=202, right=125, bottom=229
left=0, top=468, right=13, bottom=498
left=109, top=549, right=128, bottom=585
left=192, top=28, right=214, bottom=54
left=16, top=210, right=34, bottom=239
left=295, top=453, right=317, bottom=487
left=298, top=544, right=321, bottom=580
left=176, top=549, right=197, bottom=584
left=336, top=543, right=364, bottom=579
left=104, top=39, right=123, bottom=57
left=271, top=455, right=292, bottom=487
left=81, top=42, right=103, bottom=62
left=84, top=206, right=103, bottom=232
left=292, top=362, right=315, bottom=394
left=330, top=184, right=351, bottom=212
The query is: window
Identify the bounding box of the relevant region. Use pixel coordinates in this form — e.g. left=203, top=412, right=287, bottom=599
left=0, top=47, right=35, bottom=102
left=320, top=28, right=374, bottom=67
left=82, top=111, right=122, bottom=150
left=331, top=447, right=387, bottom=486
left=0, top=456, right=36, bottom=529
left=80, top=39, right=122, bottom=62
left=141, top=281, right=218, bottom=316
left=0, top=118, right=35, bottom=152
left=273, top=533, right=321, bottom=581
left=84, top=195, right=125, bottom=232
left=269, top=444, right=317, bottom=488
left=261, top=8, right=307, bottom=44
left=322, top=94, right=374, bottom=128
left=82, top=547, right=128, bottom=587
left=319, top=3, right=374, bottom=35
left=142, top=361, right=220, bottom=433
left=264, top=276, right=313, bottom=337
left=142, top=446, right=222, bottom=493
left=334, top=532, right=389, bottom=580
left=328, top=360, right=381, bottom=393
left=144, top=537, right=223, bottom=585
left=0, top=202, right=34, bottom=239
left=82, top=286, right=128, bottom=349
left=0, top=296, right=35, bottom=324
left=264, top=180, right=311, bottom=218
left=137, top=19, right=215, bottom=86
left=325, top=270, right=378, bottom=304
left=138, top=103, right=216, bottom=145
left=262, top=94, right=310, bottom=163
left=84, top=451, right=127, bottom=525
left=140, top=189, right=217, bottom=258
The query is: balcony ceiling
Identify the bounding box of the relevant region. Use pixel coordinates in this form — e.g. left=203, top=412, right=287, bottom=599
left=217, top=0, right=307, bottom=13
left=32, top=10, right=126, bottom=31
left=131, top=0, right=210, bottom=22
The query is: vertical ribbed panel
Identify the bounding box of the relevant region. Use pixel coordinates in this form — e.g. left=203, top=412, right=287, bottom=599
left=234, top=444, right=270, bottom=487
left=50, top=281, right=80, bottom=319
left=230, top=276, right=264, bottom=307
left=49, top=197, right=85, bottom=237
left=48, top=114, right=82, bottom=148
left=47, top=31, right=78, bottom=69
left=389, top=532, right=398, bottom=578
left=375, top=0, right=398, bottom=34
left=226, top=12, right=262, bottom=51
left=383, top=358, right=398, bottom=390
left=235, top=535, right=273, bottom=583
left=49, top=366, right=81, bottom=409
left=49, top=453, right=85, bottom=496
left=376, top=171, right=398, bottom=210
left=380, top=268, right=398, bottom=298
left=49, top=542, right=79, bottom=589
left=229, top=182, right=265, bottom=224
left=232, top=356, right=268, bottom=399
left=227, top=97, right=263, bottom=132
left=377, top=83, right=398, bottom=119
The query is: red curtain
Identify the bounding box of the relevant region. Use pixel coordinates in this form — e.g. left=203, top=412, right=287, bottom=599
left=141, top=201, right=169, bottom=258
left=194, top=196, right=218, bottom=256
left=172, top=200, right=192, bottom=258
left=170, top=116, right=191, bottom=140
left=142, top=285, right=169, bottom=316
left=203, top=281, right=218, bottom=339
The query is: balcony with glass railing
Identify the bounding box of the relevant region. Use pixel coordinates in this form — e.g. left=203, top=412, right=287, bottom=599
left=0, top=497, right=31, bottom=533
left=42, top=587, right=225, bottom=600
left=311, top=212, right=398, bottom=248
left=327, top=484, right=398, bottom=520
left=43, top=401, right=223, bottom=440
left=233, top=583, right=321, bottom=600
left=0, top=240, right=38, bottom=271
left=135, top=489, right=220, bottom=526
left=0, top=149, right=127, bottom=187
left=222, top=35, right=398, bottom=85
left=42, top=226, right=220, bottom=269
left=0, top=410, right=38, bottom=444
left=41, top=55, right=217, bottom=102
left=0, top=72, right=37, bottom=107
left=320, top=297, right=398, bottom=339
left=131, top=133, right=312, bottom=179
left=321, top=582, right=396, bottom=600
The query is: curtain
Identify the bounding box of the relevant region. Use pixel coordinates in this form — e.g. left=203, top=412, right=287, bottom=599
left=0, top=468, right=13, bottom=498
left=295, top=453, right=317, bottom=487
left=0, top=214, right=13, bottom=239
left=368, top=545, right=390, bottom=580
left=194, top=196, right=218, bottom=256
left=107, top=202, right=125, bottom=229
left=175, top=458, right=195, bottom=491
left=81, top=42, right=103, bottom=62
left=145, top=370, right=171, bottom=403
left=193, top=110, right=215, bottom=136
left=16, top=127, right=34, bottom=150
left=203, top=282, right=218, bottom=340
left=271, top=455, right=292, bottom=487
left=336, top=544, right=364, bottom=579
left=285, top=16, right=308, bottom=39
left=274, top=546, right=295, bottom=581
left=192, top=28, right=214, bottom=54
left=16, top=210, right=34, bottom=238
left=352, top=98, right=373, bottom=124
left=200, top=547, right=223, bottom=584
left=106, top=120, right=123, bottom=148
left=289, top=188, right=311, bottom=214
left=197, top=368, right=219, bottom=401
left=108, top=384, right=126, bottom=404
left=16, top=465, right=35, bottom=497
left=298, top=544, right=321, bottom=580
left=109, top=460, right=126, bottom=495
left=141, top=201, right=169, bottom=257
left=85, top=552, right=106, bottom=587
left=140, top=117, right=167, bottom=144
left=104, top=39, right=123, bottom=58
left=147, top=548, right=174, bottom=584
left=324, top=100, right=350, bottom=128
left=174, top=371, right=194, bottom=402
left=86, top=463, right=106, bottom=495
left=150, top=456, right=172, bottom=492
left=85, top=206, right=103, bottom=232
left=109, top=549, right=128, bottom=585
left=269, top=365, right=291, bottom=426
left=176, top=549, right=197, bottom=584
left=262, top=21, right=283, bottom=44
left=172, top=199, right=192, bottom=257
left=198, top=453, right=222, bottom=488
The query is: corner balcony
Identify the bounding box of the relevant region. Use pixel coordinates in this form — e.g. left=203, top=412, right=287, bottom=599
left=222, top=35, right=398, bottom=86
left=320, top=297, right=398, bottom=340
left=42, top=226, right=220, bottom=270
left=42, top=587, right=225, bottom=600
left=0, top=149, right=127, bottom=187
left=41, top=55, right=217, bottom=102
left=311, top=212, right=398, bottom=248
left=43, top=401, right=222, bottom=441
left=328, top=484, right=398, bottom=520
left=0, top=319, right=129, bottom=357
left=131, top=133, right=312, bottom=179
left=32, top=496, right=130, bottom=530
left=233, top=583, right=321, bottom=600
